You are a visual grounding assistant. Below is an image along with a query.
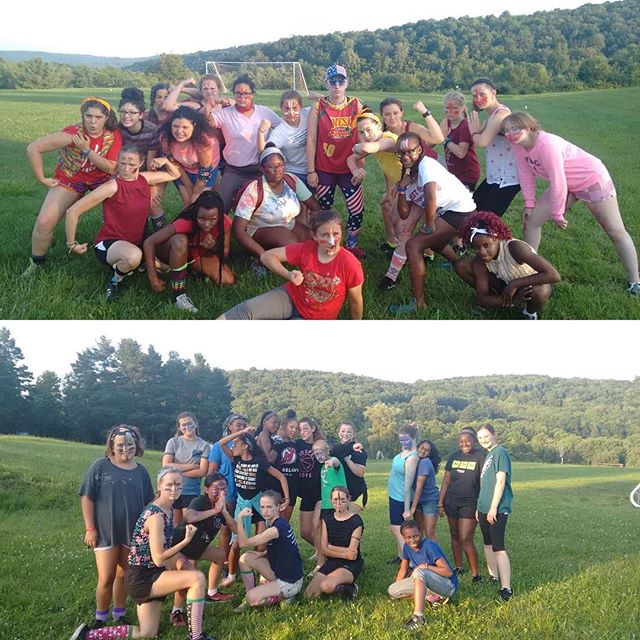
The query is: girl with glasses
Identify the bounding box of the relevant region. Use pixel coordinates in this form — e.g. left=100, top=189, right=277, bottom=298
left=78, top=425, right=154, bottom=630
left=304, top=486, right=363, bottom=600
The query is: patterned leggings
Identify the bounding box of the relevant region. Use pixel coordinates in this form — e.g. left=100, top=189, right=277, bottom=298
left=316, top=171, right=365, bottom=235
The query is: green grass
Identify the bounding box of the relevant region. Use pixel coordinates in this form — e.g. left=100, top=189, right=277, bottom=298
left=1, top=435, right=639, bottom=639
left=1, top=87, right=639, bottom=318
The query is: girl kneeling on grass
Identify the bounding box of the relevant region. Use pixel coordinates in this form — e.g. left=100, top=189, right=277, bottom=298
left=455, top=211, right=561, bottom=320
left=143, top=191, right=234, bottom=314
left=236, top=490, right=304, bottom=609
left=304, top=486, right=363, bottom=600
left=64, top=145, right=180, bottom=303
left=70, top=466, right=216, bottom=640
left=218, top=210, right=364, bottom=320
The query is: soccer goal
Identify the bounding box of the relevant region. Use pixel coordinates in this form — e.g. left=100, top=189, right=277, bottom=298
left=630, top=482, right=640, bottom=508
left=204, top=61, right=309, bottom=96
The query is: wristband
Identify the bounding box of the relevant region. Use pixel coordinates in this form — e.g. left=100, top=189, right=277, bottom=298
left=85, top=527, right=96, bottom=532
left=422, top=109, right=432, bottom=118
left=420, top=224, right=435, bottom=234
left=308, top=170, right=317, bottom=174
left=443, top=137, right=452, bottom=147
left=396, top=185, right=407, bottom=193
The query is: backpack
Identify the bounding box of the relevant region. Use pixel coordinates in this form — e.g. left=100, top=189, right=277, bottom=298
left=231, top=173, right=298, bottom=216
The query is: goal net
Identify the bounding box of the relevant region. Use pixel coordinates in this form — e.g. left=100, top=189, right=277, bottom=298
left=204, top=61, right=309, bottom=96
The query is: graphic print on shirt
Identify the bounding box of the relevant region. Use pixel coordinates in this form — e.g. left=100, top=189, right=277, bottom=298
left=304, top=272, right=342, bottom=303
left=235, top=460, right=260, bottom=493
left=480, top=453, right=494, bottom=479
left=451, top=460, right=478, bottom=471
left=280, top=445, right=298, bottom=467
left=299, top=447, right=315, bottom=478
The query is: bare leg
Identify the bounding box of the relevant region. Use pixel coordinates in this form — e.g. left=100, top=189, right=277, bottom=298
left=31, top=186, right=80, bottom=257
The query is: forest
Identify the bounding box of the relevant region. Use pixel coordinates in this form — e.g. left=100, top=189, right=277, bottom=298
left=1, top=1, right=639, bottom=92
left=2, top=328, right=639, bottom=466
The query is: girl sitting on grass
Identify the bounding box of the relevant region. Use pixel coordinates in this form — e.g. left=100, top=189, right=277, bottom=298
left=143, top=191, right=234, bottom=314
left=455, top=211, right=561, bottom=320
left=236, top=490, right=304, bottom=608
left=304, top=485, right=364, bottom=600
left=70, top=466, right=216, bottom=640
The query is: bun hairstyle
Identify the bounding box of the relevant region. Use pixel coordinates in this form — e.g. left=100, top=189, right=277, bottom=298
left=119, top=87, right=146, bottom=112
left=398, top=423, right=419, bottom=441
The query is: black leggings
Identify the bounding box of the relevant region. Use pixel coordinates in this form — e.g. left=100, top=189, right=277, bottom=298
left=477, top=512, right=508, bottom=551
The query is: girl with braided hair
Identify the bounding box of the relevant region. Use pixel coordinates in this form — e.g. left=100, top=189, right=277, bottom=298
left=455, top=211, right=560, bottom=319
left=143, top=191, right=234, bottom=314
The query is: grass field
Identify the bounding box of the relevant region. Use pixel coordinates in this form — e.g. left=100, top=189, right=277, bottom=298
left=1, top=435, right=639, bottom=640
left=1, top=87, right=639, bottom=319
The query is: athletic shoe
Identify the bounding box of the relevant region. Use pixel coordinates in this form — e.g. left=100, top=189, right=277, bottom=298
left=106, top=279, right=119, bottom=303
left=205, top=591, right=235, bottom=602
left=233, top=599, right=248, bottom=613
left=454, top=244, right=467, bottom=257
left=346, top=245, right=368, bottom=260
left=378, top=276, right=397, bottom=292
left=170, top=609, right=186, bottom=627
left=498, top=587, right=513, bottom=602
left=386, top=556, right=402, bottom=565
left=250, top=258, right=267, bottom=277
left=136, top=262, right=147, bottom=273
left=264, top=595, right=283, bottom=606
left=379, top=241, right=396, bottom=257
left=488, top=575, right=500, bottom=583
left=69, top=623, right=88, bottom=640
left=22, top=258, right=43, bottom=278
left=280, top=595, right=296, bottom=607
left=522, top=308, right=538, bottom=320
left=175, top=293, right=198, bottom=313
left=627, top=282, right=640, bottom=295
left=423, top=250, right=435, bottom=263
left=403, top=614, right=426, bottom=630
left=345, top=583, right=359, bottom=600
left=388, top=299, right=417, bottom=315
left=472, top=575, right=483, bottom=584
left=455, top=567, right=465, bottom=576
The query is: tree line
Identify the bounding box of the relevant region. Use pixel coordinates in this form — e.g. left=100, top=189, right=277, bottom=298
left=2, top=327, right=639, bottom=466
left=2, top=2, right=639, bottom=92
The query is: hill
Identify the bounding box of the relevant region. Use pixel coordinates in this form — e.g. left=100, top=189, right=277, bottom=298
left=0, top=50, right=152, bottom=68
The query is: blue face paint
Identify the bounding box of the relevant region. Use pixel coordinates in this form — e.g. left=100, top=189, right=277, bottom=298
left=399, top=436, right=413, bottom=450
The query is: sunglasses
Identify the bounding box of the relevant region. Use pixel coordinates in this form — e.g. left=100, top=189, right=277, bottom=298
left=327, top=79, right=346, bottom=87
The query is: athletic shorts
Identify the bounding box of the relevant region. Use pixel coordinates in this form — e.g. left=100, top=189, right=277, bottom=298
left=389, top=497, right=406, bottom=526
left=416, top=500, right=439, bottom=517
left=277, top=577, right=303, bottom=599
left=571, top=177, right=616, bottom=203
left=438, top=210, right=473, bottom=231
left=94, top=239, right=119, bottom=264
left=174, top=167, right=220, bottom=190
left=58, top=177, right=109, bottom=195
left=443, top=499, right=477, bottom=520
left=299, top=489, right=321, bottom=512
left=318, top=556, right=364, bottom=580
left=124, top=565, right=166, bottom=604
left=473, top=181, right=521, bottom=217
left=477, top=511, right=509, bottom=551
left=316, top=170, right=355, bottom=191
left=172, top=494, right=199, bottom=510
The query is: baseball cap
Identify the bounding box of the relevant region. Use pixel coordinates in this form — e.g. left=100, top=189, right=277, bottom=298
left=325, top=64, right=348, bottom=81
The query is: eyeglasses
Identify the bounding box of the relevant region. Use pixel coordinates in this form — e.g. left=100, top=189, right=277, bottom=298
left=396, top=146, right=421, bottom=158
left=119, top=110, right=140, bottom=117
left=327, top=79, right=346, bottom=87
left=234, top=91, right=253, bottom=97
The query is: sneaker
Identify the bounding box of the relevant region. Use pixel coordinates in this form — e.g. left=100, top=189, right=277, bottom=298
left=498, top=587, right=513, bottom=602
left=106, top=279, right=120, bottom=303
left=472, top=575, right=483, bottom=584
left=386, top=556, right=402, bottom=565
left=423, top=250, right=435, bottom=263
left=522, top=308, right=538, bottom=320
left=175, top=293, right=198, bottom=313
left=455, top=567, right=465, bottom=576
left=264, top=595, right=283, bottom=606
left=206, top=591, right=235, bottom=603
left=346, top=245, right=368, bottom=260
left=488, top=575, right=500, bottom=583
left=346, top=583, right=359, bottom=600
left=388, top=299, right=417, bottom=315
left=280, top=595, right=296, bottom=607
left=627, top=282, right=640, bottom=296
left=454, top=244, right=467, bottom=257
left=250, top=258, right=267, bottom=277
left=403, top=614, right=426, bottom=630
left=379, top=241, right=396, bottom=257
left=233, top=599, right=248, bottom=613
left=378, top=275, right=397, bottom=292
left=170, top=609, right=186, bottom=627
left=69, top=624, right=88, bottom=640
left=136, top=262, right=147, bottom=273
left=22, top=257, right=43, bottom=277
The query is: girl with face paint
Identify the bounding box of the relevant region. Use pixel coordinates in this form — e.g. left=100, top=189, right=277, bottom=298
left=218, top=210, right=364, bottom=320
left=78, top=425, right=154, bottom=630
left=162, top=413, right=211, bottom=530
left=387, top=424, right=420, bottom=563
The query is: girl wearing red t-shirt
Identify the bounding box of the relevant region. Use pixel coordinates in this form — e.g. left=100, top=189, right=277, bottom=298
left=25, top=97, right=122, bottom=275
left=219, top=210, right=364, bottom=320
left=143, top=191, right=234, bottom=313
left=64, top=145, right=180, bottom=303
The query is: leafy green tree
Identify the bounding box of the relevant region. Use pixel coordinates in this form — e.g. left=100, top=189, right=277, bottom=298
left=0, top=327, right=33, bottom=432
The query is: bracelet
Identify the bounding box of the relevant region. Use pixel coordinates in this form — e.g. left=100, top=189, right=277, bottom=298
left=396, top=185, right=407, bottom=193
left=85, top=527, right=96, bottom=532
left=443, top=137, right=452, bottom=147
left=66, top=240, right=78, bottom=253
left=422, top=109, right=432, bottom=118
left=308, top=170, right=317, bottom=174
left=420, top=223, right=435, bottom=234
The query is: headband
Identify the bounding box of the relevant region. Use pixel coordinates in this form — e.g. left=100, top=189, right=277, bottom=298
left=356, top=109, right=381, bottom=126
left=469, top=227, right=491, bottom=243
left=259, top=146, right=285, bottom=164
left=82, top=96, right=112, bottom=112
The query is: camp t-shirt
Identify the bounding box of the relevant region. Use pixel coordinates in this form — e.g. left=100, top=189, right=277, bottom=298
left=233, top=456, right=271, bottom=500
left=171, top=493, right=224, bottom=559
left=477, top=445, right=513, bottom=514
left=266, top=517, right=303, bottom=583
left=443, top=449, right=485, bottom=504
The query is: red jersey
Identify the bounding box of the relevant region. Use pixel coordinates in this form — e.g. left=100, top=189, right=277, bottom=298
left=172, top=215, right=232, bottom=259
left=284, top=241, right=364, bottom=320
left=315, top=97, right=362, bottom=174
left=95, top=175, right=150, bottom=245
left=55, top=124, right=122, bottom=185
left=444, top=119, right=481, bottom=185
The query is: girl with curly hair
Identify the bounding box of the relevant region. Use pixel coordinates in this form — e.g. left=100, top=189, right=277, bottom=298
left=456, top=211, right=560, bottom=319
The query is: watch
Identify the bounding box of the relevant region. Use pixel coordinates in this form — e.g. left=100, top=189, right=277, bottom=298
left=422, top=109, right=431, bottom=118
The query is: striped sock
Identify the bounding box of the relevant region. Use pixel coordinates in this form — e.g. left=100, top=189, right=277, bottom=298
left=240, top=569, right=255, bottom=590
left=95, top=610, right=108, bottom=623
left=385, top=250, right=407, bottom=282
left=111, top=607, right=125, bottom=621
left=186, top=598, right=205, bottom=640
left=170, top=268, right=187, bottom=299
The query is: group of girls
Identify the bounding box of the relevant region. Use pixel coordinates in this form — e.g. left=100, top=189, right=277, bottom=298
left=26, top=68, right=639, bottom=319
left=386, top=422, right=513, bottom=604
left=74, top=412, right=367, bottom=639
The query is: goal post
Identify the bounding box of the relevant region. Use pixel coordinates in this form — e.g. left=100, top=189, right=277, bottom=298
left=204, top=61, right=309, bottom=96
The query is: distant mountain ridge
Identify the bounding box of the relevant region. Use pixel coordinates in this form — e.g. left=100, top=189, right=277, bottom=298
left=0, top=50, right=152, bottom=68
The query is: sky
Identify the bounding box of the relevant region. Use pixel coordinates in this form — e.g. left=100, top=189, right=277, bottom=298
left=1, top=1, right=612, bottom=58
left=3, top=320, right=639, bottom=384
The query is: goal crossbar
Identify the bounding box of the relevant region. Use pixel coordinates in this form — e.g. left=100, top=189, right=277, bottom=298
left=204, top=61, right=309, bottom=96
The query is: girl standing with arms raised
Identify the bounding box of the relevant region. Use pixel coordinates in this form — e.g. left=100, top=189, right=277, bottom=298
left=477, top=424, right=514, bottom=602
left=78, top=426, right=154, bottom=630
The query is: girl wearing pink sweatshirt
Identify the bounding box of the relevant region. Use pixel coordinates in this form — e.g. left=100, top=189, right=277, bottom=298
left=503, top=112, right=639, bottom=295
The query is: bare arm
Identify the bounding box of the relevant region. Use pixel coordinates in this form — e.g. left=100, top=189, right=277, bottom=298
left=468, top=108, right=509, bottom=149
left=409, top=473, right=427, bottom=516
left=143, top=223, right=177, bottom=293
left=27, top=131, right=73, bottom=185
left=81, top=495, right=97, bottom=547
left=266, top=466, right=290, bottom=503
left=403, top=455, right=419, bottom=514
left=347, top=284, right=363, bottom=320
left=148, top=512, right=197, bottom=566
left=236, top=508, right=279, bottom=547
left=260, top=246, right=303, bottom=285
left=306, top=105, right=319, bottom=188
left=438, top=470, right=451, bottom=515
